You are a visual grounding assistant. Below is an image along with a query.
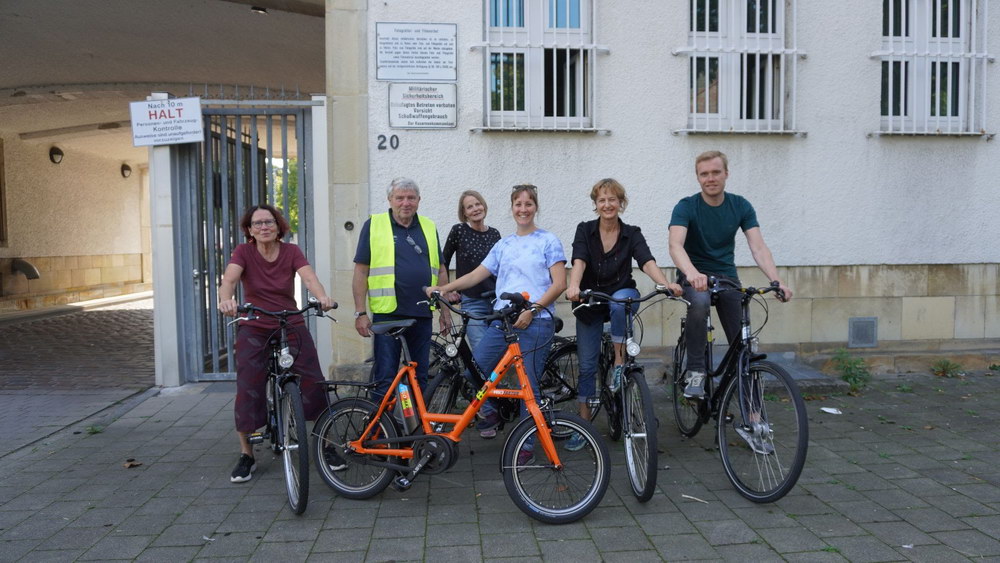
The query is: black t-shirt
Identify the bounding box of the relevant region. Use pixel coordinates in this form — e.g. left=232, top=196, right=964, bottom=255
left=442, top=223, right=501, bottom=299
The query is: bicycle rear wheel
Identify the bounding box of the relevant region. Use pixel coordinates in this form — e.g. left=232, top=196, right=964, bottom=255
left=279, top=380, right=309, bottom=514
left=717, top=360, right=808, bottom=503
left=622, top=369, right=657, bottom=502
left=671, top=338, right=704, bottom=437
left=502, top=412, right=610, bottom=524
left=312, top=398, right=398, bottom=499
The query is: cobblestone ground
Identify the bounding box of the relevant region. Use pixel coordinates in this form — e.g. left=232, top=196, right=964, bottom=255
left=0, top=299, right=154, bottom=390
left=0, top=371, right=997, bottom=561
left=0, top=299, right=155, bottom=458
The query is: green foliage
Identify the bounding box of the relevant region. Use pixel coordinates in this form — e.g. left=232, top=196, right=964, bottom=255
left=272, top=158, right=300, bottom=233
left=831, top=348, right=871, bottom=393
left=85, top=425, right=103, bottom=435
left=895, top=383, right=913, bottom=393
left=988, top=363, right=1000, bottom=371
left=932, top=358, right=963, bottom=378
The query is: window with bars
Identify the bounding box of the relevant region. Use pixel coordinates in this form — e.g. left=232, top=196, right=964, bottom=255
left=482, top=0, right=598, bottom=131
left=875, top=0, right=990, bottom=135
left=676, top=0, right=802, bottom=134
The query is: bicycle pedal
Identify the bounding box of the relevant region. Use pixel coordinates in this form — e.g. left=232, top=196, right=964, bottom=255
left=246, top=432, right=265, bottom=445
left=391, top=476, right=413, bottom=492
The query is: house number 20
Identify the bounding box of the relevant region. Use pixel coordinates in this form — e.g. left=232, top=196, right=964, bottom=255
left=377, top=135, right=399, bottom=150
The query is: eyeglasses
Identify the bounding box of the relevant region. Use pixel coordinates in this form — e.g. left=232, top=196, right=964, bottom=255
left=251, top=219, right=276, bottom=229
left=405, top=234, right=423, bottom=255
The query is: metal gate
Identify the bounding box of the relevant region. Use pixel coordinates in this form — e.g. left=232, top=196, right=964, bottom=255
left=174, top=101, right=318, bottom=382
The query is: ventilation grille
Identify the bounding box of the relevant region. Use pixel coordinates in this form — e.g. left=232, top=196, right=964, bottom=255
left=848, top=317, right=878, bottom=348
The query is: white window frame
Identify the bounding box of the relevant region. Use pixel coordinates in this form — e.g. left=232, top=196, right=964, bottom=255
left=874, top=0, right=991, bottom=137
left=674, top=0, right=803, bottom=135
left=480, top=0, right=603, bottom=131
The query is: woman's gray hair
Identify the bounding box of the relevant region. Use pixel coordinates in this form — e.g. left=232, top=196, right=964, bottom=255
left=387, top=177, right=420, bottom=198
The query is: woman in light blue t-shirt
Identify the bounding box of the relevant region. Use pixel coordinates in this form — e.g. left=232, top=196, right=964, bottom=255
left=427, top=184, right=567, bottom=443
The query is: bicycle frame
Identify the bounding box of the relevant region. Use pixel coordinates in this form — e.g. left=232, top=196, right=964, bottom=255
left=692, top=279, right=779, bottom=422
left=346, top=297, right=566, bottom=471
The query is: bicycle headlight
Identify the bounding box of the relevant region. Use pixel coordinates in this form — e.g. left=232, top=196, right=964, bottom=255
left=625, top=338, right=641, bottom=357
left=278, top=348, right=294, bottom=369
left=749, top=336, right=759, bottom=354
left=444, top=343, right=459, bottom=358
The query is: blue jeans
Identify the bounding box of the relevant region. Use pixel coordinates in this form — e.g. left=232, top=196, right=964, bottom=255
left=370, top=317, right=432, bottom=405
left=460, top=295, right=492, bottom=352
left=474, top=316, right=554, bottom=421
left=576, top=287, right=639, bottom=401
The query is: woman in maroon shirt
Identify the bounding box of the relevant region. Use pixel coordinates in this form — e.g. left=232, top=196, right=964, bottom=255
left=218, top=204, right=336, bottom=483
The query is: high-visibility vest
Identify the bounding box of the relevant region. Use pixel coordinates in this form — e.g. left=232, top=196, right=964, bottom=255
left=367, top=212, right=440, bottom=314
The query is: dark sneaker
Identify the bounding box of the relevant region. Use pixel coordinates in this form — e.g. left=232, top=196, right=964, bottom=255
left=516, top=447, right=535, bottom=466
left=324, top=446, right=348, bottom=471
left=477, top=410, right=503, bottom=439
left=683, top=370, right=706, bottom=399
left=230, top=454, right=256, bottom=483
left=565, top=432, right=586, bottom=452
left=735, top=423, right=775, bottom=455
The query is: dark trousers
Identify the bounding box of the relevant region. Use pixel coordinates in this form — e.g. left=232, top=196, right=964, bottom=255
left=681, top=275, right=742, bottom=373
left=370, top=317, right=432, bottom=405
left=234, top=324, right=329, bottom=433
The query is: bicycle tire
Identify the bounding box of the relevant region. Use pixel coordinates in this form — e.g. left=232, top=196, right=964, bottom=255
left=671, top=338, right=704, bottom=438
left=279, top=380, right=309, bottom=514
left=424, top=364, right=468, bottom=430
left=501, top=412, right=610, bottom=524
left=539, top=342, right=583, bottom=410
left=622, top=369, right=658, bottom=502
left=717, top=360, right=808, bottom=503
left=312, top=397, right=398, bottom=499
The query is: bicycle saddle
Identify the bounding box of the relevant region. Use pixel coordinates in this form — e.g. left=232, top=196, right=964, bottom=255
left=370, top=319, right=416, bottom=336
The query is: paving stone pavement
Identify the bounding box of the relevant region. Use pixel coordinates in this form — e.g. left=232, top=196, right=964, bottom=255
left=0, top=365, right=998, bottom=561
left=0, top=299, right=155, bottom=459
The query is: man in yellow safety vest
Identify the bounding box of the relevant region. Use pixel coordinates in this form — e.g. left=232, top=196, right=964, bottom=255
left=352, top=177, right=452, bottom=404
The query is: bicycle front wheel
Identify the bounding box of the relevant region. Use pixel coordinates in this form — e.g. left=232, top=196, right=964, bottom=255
left=312, top=398, right=398, bottom=499
left=623, top=369, right=658, bottom=502
left=502, top=412, right=610, bottom=524
left=671, top=339, right=704, bottom=438
left=717, top=360, right=808, bottom=503
left=279, top=380, right=309, bottom=514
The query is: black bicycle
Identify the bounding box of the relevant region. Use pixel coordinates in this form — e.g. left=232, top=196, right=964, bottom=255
left=573, top=286, right=687, bottom=501
left=230, top=298, right=332, bottom=514
left=670, top=277, right=807, bottom=503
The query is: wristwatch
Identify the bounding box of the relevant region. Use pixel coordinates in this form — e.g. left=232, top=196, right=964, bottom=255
left=529, top=304, right=543, bottom=317
left=353, top=311, right=367, bottom=319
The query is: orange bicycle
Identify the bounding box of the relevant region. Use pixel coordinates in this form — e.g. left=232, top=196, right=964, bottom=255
left=312, top=291, right=610, bottom=524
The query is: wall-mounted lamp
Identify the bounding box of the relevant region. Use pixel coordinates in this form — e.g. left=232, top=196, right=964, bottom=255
left=250, top=6, right=268, bottom=14
left=121, top=164, right=132, bottom=178
left=49, top=146, right=64, bottom=164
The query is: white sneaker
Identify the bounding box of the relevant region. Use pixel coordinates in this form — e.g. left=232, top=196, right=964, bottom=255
left=683, top=371, right=706, bottom=399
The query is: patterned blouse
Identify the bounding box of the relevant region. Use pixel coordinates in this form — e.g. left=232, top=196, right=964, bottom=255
left=443, top=223, right=502, bottom=299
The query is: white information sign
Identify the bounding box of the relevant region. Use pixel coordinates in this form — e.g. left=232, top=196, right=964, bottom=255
left=129, top=97, right=204, bottom=147
left=376, top=22, right=457, bottom=81
left=389, top=83, right=457, bottom=129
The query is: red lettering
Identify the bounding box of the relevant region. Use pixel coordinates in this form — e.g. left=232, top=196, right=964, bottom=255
left=148, top=110, right=158, bottom=120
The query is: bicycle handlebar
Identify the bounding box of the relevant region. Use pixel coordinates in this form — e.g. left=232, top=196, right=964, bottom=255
left=578, top=286, right=689, bottom=308
left=230, top=298, right=333, bottom=325
left=708, top=276, right=785, bottom=300
left=427, top=289, right=530, bottom=324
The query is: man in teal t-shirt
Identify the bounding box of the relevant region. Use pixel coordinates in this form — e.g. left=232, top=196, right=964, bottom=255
left=668, top=151, right=793, bottom=400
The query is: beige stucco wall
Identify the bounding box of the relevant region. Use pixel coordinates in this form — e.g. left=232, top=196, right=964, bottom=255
left=588, top=263, right=999, bottom=353
left=0, top=134, right=150, bottom=308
